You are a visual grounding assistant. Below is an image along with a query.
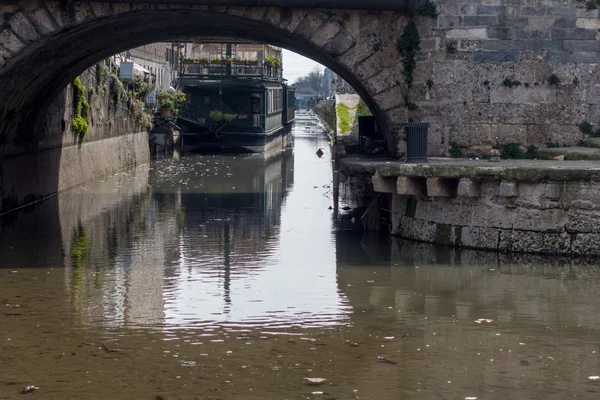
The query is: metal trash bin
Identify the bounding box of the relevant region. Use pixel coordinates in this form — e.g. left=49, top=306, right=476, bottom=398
left=403, top=122, right=429, bottom=163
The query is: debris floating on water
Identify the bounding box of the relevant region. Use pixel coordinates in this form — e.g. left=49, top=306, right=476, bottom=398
left=304, top=378, right=327, bottom=386
left=588, top=376, right=600, bottom=380
left=474, top=319, right=494, bottom=324
left=21, top=386, right=39, bottom=394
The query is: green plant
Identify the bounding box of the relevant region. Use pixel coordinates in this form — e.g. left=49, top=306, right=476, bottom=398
left=373, top=42, right=382, bottom=52
left=587, top=0, right=597, bottom=10
left=503, top=78, right=521, bottom=88
left=579, top=120, right=593, bottom=136
left=72, top=117, right=89, bottom=140
left=133, top=76, right=153, bottom=103
left=573, top=76, right=579, bottom=86
left=72, top=77, right=90, bottom=140
left=548, top=73, right=560, bottom=86
left=397, top=21, right=420, bottom=89
left=483, top=80, right=490, bottom=86
left=336, top=103, right=354, bottom=134
left=592, top=129, right=600, bottom=138
left=223, top=113, right=238, bottom=122
left=546, top=141, right=561, bottom=148
left=110, top=74, right=127, bottom=107
left=416, top=1, right=439, bottom=18
left=426, top=79, right=434, bottom=89
left=407, top=102, right=419, bottom=111
left=160, top=99, right=174, bottom=109
left=356, top=100, right=372, bottom=116
left=500, top=142, right=525, bottom=159
left=449, top=141, right=464, bottom=158
left=264, top=56, right=282, bottom=68
left=524, top=82, right=530, bottom=88
left=445, top=41, right=457, bottom=54
left=526, top=145, right=539, bottom=159
left=209, top=110, right=224, bottom=121
left=96, top=62, right=108, bottom=86
left=578, top=139, right=586, bottom=146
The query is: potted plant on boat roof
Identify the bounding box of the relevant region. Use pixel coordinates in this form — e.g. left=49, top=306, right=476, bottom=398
left=264, top=56, right=282, bottom=68
left=197, top=57, right=208, bottom=64
left=159, top=98, right=174, bottom=117
left=183, top=57, right=195, bottom=64
left=246, top=58, right=259, bottom=65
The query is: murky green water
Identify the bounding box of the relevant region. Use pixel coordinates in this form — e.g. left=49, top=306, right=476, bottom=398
left=2, top=129, right=600, bottom=399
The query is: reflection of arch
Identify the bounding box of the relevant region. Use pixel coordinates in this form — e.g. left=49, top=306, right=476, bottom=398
left=0, top=6, right=410, bottom=153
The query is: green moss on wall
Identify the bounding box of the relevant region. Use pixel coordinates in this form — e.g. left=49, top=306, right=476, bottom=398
left=337, top=103, right=354, bottom=134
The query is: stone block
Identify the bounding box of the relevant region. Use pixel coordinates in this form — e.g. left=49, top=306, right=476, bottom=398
left=372, top=174, right=396, bottom=193
left=0, top=28, right=25, bottom=53
left=462, top=16, right=498, bottom=26
left=576, top=18, right=600, bottom=30
left=522, top=7, right=549, bottom=16
left=565, top=210, right=600, bottom=234
left=473, top=51, right=520, bottom=63
left=512, top=29, right=551, bottom=39
left=490, top=86, right=556, bottom=105
left=498, top=16, right=530, bottom=28
left=550, top=7, right=576, bottom=17
left=487, top=26, right=513, bottom=39
left=515, top=208, right=567, bottom=233
left=551, top=17, right=576, bottom=29
left=563, top=40, right=600, bottom=52
left=457, top=179, right=481, bottom=197
left=544, top=183, right=561, bottom=200
left=397, top=176, right=427, bottom=197
left=397, top=217, right=437, bottom=243
left=499, top=181, right=518, bottom=197
left=551, top=28, right=597, bottom=40
left=571, top=233, right=600, bottom=256
left=427, top=178, right=458, bottom=198
left=446, top=28, right=487, bottom=39
left=544, top=51, right=599, bottom=63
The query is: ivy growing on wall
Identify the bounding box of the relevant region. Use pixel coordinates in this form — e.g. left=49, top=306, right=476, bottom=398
left=397, top=21, right=421, bottom=89
left=72, top=77, right=89, bottom=141
left=416, top=1, right=439, bottom=18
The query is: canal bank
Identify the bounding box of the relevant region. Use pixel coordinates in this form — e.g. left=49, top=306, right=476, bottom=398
left=0, top=61, right=150, bottom=216
left=339, top=156, right=600, bottom=256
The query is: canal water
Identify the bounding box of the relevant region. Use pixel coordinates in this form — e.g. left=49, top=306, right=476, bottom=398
left=2, top=117, right=600, bottom=399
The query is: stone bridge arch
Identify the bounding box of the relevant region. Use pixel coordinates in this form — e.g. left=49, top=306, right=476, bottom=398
left=0, top=1, right=412, bottom=154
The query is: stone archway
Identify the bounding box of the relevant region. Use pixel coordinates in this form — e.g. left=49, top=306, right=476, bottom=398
left=0, top=2, right=411, bottom=155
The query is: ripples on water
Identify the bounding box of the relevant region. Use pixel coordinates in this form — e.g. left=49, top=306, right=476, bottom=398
left=2, top=118, right=600, bottom=399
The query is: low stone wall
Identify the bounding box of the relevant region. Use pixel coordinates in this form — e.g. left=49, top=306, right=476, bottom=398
left=1, top=131, right=149, bottom=215
left=343, top=157, right=600, bottom=256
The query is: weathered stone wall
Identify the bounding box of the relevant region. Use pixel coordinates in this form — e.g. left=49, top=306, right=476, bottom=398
left=386, top=176, right=600, bottom=256
left=409, top=0, right=600, bottom=157
left=1, top=63, right=150, bottom=214
left=34, top=63, right=149, bottom=154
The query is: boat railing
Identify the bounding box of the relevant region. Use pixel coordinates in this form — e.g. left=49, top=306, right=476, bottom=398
left=179, top=61, right=282, bottom=81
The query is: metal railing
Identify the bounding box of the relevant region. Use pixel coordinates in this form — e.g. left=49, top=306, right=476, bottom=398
left=179, top=61, right=282, bottom=80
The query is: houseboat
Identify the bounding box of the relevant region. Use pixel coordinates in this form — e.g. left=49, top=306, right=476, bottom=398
left=176, top=43, right=295, bottom=153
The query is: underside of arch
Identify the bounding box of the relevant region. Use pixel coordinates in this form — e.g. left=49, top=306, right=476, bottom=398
left=0, top=8, right=394, bottom=154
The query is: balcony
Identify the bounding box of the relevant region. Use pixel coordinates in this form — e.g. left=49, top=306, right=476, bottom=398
left=179, top=61, right=282, bottom=81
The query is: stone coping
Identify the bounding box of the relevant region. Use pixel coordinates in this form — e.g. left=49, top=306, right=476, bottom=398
left=340, top=156, right=600, bottom=182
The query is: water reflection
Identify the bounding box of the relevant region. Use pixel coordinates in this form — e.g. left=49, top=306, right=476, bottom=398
left=2, top=129, right=600, bottom=399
